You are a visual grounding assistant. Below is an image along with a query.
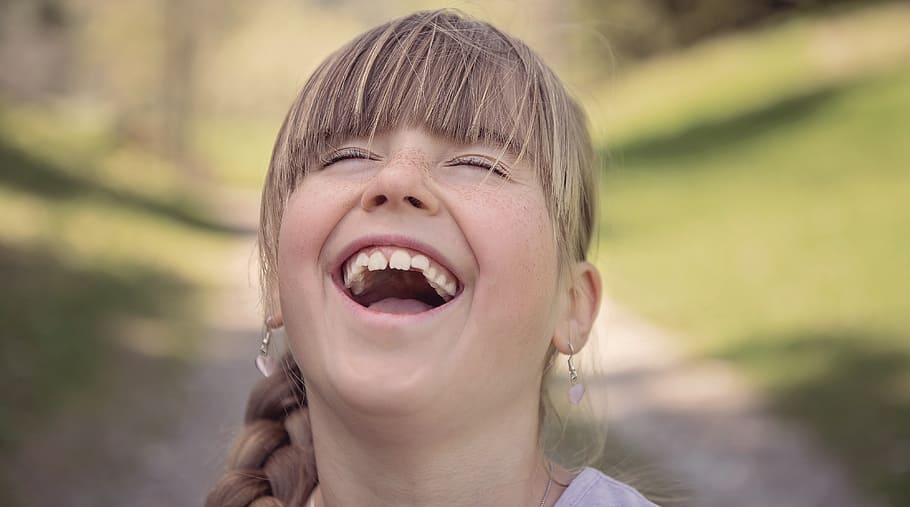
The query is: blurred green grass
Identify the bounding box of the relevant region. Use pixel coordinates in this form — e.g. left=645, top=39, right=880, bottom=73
left=0, top=103, right=241, bottom=461
left=592, top=3, right=910, bottom=503
left=192, top=113, right=282, bottom=190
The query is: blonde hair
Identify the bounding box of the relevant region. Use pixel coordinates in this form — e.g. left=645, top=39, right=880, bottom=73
left=207, top=9, right=599, bottom=506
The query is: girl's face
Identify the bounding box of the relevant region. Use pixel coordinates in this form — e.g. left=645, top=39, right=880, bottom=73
left=277, top=127, right=565, bottom=424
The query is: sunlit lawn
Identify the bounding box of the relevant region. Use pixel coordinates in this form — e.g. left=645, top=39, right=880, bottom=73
left=0, top=102, right=242, bottom=494
left=592, top=4, right=910, bottom=503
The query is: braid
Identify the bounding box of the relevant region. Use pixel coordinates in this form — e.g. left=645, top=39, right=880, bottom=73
left=206, top=352, right=317, bottom=506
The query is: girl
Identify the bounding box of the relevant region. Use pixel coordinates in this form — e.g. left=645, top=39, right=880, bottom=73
left=207, top=9, right=657, bottom=507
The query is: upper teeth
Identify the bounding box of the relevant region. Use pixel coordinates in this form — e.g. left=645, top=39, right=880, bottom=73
left=343, top=247, right=458, bottom=301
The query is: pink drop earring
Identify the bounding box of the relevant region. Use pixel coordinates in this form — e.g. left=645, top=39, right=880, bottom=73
left=567, top=341, right=585, bottom=405
left=255, top=321, right=279, bottom=377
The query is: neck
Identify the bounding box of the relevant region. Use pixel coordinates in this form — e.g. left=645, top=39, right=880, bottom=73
left=306, top=391, right=556, bottom=507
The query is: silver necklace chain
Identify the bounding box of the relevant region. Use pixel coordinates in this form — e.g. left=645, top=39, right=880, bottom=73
left=538, top=475, right=553, bottom=507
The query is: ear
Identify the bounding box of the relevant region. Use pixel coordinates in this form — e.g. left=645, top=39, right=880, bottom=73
left=552, top=261, right=602, bottom=354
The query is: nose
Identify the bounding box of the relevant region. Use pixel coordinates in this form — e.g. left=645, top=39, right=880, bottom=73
left=360, top=153, right=440, bottom=214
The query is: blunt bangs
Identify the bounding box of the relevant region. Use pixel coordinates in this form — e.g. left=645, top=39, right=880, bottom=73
left=280, top=12, right=538, bottom=180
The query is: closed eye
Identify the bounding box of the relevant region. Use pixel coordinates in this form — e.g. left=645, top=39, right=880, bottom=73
left=320, top=147, right=376, bottom=168
left=448, top=155, right=510, bottom=178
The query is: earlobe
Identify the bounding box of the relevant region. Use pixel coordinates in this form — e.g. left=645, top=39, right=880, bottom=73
left=551, top=261, right=602, bottom=354
left=267, top=313, right=284, bottom=329
left=268, top=287, right=284, bottom=329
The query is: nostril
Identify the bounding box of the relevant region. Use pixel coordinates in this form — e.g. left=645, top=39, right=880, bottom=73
left=406, top=196, right=423, bottom=208
left=370, top=195, right=388, bottom=207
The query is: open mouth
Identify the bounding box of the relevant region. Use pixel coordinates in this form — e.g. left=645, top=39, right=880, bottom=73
left=340, top=246, right=461, bottom=314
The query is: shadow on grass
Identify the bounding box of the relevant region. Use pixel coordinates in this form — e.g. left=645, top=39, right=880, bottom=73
left=602, top=82, right=848, bottom=167
left=0, top=138, right=253, bottom=234
left=714, top=329, right=910, bottom=505
left=0, top=241, right=195, bottom=452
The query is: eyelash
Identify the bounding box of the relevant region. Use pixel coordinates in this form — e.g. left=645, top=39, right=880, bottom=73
left=450, top=156, right=509, bottom=178
left=320, top=148, right=373, bottom=167
left=321, top=149, right=509, bottom=178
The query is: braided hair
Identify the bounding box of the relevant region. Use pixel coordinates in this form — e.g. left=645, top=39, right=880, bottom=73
left=205, top=353, right=317, bottom=506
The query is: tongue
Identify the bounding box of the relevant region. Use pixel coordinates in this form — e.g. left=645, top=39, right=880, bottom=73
left=368, top=297, right=433, bottom=314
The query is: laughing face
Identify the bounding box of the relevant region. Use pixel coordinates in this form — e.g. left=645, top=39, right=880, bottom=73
left=276, top=127, right=568, bottom=423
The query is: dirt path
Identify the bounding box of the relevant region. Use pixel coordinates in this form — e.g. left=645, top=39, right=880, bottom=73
left=130, top=235, right=263, bottom=506
left=6, top=192, right=261, bottom=507
left=119, top=193, right=266, bottom=505
left=593, top=299, right=879, bottom=507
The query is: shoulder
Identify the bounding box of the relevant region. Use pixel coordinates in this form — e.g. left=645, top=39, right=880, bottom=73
left=554, top=467, right=659, bottom=507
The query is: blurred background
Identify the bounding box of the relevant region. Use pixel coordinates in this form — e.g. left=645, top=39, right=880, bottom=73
left=1, top=0, right=907, bottom=505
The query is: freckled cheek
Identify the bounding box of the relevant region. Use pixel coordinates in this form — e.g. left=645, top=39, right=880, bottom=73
left=479, top=207, right=558, bottom=355
left=279, top=180, right=356, bottom=262
left=517, top=234, right=559, bottom=311
left=473, top=195, right=559, bottom=298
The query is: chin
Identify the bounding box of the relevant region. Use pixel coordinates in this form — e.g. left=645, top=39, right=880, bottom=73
left=309, top=342, right=446, bottom=418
